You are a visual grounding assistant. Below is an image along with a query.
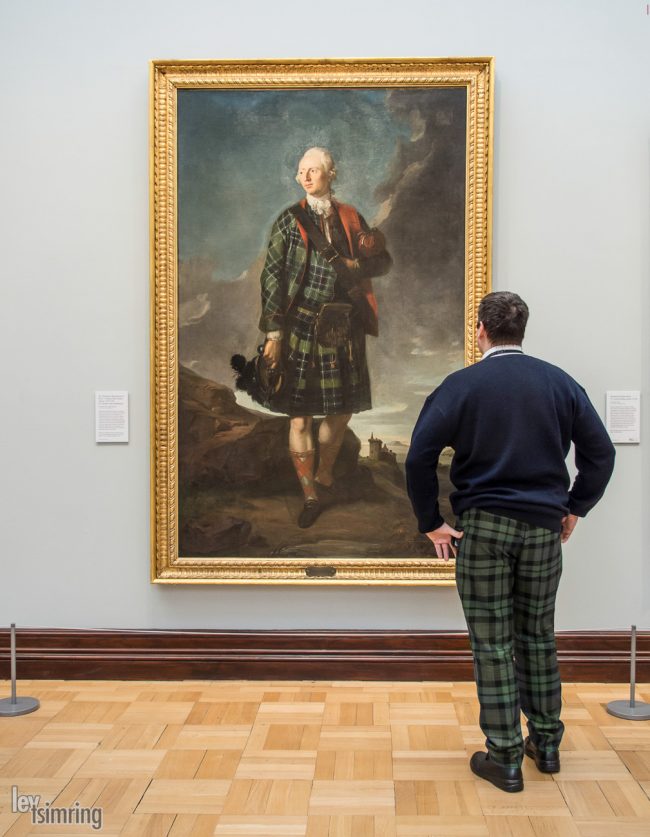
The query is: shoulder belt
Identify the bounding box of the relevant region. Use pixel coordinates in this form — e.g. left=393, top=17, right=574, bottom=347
left=288, top=203, right=347, bottom=276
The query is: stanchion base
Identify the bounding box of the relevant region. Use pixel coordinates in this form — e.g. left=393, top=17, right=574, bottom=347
left=0, top=696, right=40, bottom=717
left=606, top=699, right=650, bottom=720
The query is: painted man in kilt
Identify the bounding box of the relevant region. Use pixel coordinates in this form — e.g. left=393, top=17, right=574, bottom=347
left=405, top=292, right=615, bottom=793
left=260, top=147, right=391, bottom=528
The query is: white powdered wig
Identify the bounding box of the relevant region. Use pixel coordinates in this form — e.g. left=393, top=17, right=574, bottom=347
left=295, top=147, right=337, bottom=184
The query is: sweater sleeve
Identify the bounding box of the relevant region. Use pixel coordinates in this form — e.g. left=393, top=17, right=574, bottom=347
left=567, top=387, right=616, bottom=516
left=405, top=389, right=456, bottom=533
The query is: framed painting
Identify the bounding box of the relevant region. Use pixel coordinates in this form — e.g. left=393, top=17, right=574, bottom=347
left=151, top=58, right=493, bottom=584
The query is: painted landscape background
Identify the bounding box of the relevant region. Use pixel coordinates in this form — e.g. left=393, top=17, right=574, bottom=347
left=176, top=87, right=467, bottom=557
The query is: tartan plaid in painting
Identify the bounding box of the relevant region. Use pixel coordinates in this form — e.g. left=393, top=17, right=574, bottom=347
left=455, top=509, right=564, bottom=767
left=260, top=206, right=372, bottom=416
left=282, top=304, right=371, bottom=416
left=259, top=209, right=306, bottom=333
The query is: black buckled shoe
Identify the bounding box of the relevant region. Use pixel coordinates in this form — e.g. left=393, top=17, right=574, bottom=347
left=470, top=751, right=523, bottom=793
left=297, top=499, right=322, bottom=529
left=524, top=737, right=560, bottom=774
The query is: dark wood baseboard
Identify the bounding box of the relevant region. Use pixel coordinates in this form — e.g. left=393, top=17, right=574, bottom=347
left=0, top=629, right=646, bottom=682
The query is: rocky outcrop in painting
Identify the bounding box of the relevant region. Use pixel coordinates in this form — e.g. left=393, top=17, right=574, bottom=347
left=178, top=365, right=453, bottom=558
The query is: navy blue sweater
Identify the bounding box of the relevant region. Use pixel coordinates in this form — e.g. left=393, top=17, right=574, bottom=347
left=405, top=350, right=616, bottom=533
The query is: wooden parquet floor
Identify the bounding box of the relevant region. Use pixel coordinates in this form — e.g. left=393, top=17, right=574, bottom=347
left=0, top=680, right=649, bottom=836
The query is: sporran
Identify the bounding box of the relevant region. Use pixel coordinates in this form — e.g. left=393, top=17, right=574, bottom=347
left=314, top=302, right=353, bottom=348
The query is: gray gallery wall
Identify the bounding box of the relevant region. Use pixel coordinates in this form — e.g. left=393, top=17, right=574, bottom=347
left=1, top=0, right=648, bottom=630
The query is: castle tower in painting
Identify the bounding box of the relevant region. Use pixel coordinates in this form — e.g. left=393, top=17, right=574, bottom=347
left=368, top=432, right=383, bottom=461
left=368, top=433, right=397, bottom=465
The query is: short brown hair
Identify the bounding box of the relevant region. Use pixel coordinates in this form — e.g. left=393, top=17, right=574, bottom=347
left=478, top=291, right=529, bottom=345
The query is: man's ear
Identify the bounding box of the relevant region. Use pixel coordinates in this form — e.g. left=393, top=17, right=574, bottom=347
left=476, top=321, right=489, bottom=353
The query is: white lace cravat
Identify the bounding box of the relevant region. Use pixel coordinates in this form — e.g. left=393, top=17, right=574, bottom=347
left=306, top=193, right=334, bottom=242
left=306, top=193, right=333, bottom=217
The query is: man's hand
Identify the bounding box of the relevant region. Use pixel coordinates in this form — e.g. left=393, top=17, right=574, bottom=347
left=425, top=522, right=464, bottom=561
left=341, top=257, right=360, bottom=272
left=263, top=339, right=282, bottom=368
left=560, top=513, right=579, bottom=543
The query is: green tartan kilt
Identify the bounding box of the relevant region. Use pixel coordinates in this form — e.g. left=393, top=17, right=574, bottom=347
left=271, top=304, right=372, bottom=417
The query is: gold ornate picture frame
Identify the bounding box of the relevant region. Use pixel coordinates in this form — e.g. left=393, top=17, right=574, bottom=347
left=151, top=58, right=493, bottom=584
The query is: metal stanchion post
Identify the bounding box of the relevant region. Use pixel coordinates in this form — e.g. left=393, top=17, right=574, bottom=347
left=0, top=624, right=40, bottom=716
left=607, top=625, right=650, bottom=720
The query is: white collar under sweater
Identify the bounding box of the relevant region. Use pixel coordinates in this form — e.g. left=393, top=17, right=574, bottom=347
left=481, top=344, right=523, bottom=360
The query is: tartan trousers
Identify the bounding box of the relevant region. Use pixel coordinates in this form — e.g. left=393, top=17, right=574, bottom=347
left=455, top=508, right=565, bottom=768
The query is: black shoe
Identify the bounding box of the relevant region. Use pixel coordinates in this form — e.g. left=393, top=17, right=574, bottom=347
left=524, top=736, right=560, bottom=774
left=470, top=751, right=523, bottom=793
left=297, top=499, right=322, bottom=528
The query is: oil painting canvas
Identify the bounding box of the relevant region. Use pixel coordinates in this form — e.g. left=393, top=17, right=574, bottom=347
left=151, top=60, right=493, bottom=583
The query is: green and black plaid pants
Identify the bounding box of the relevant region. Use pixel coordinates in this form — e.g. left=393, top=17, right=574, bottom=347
left=455, top=508, right=565, bottom=768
